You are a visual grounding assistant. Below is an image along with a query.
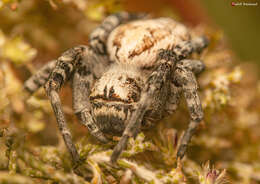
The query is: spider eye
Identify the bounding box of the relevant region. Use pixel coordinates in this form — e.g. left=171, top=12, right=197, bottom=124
left=128, top=91, right=139, bottom=102
left=87, top=124, right=94, bottom=131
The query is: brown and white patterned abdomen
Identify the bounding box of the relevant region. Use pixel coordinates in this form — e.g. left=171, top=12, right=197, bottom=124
left=107, top=18, right=191, bottom=68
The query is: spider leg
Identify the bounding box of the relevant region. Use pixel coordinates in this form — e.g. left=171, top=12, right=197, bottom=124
left=173, top=59, right=204, bottom=159
left=165, top=59, right=205, bottom=114
left=157, top=36, right=208, bottom=63
left=191, top=36, right=209, bottom=54
left=89, top=11, right=147, bottom=55
left=72, top=70, right=108, bottom=143
left=44, top=45, right=98, bottom=164
left=178, top=59, right=205, bottom=75
left=24, top=60, right=56, bottom=94
left=110, top=51, right=174, bottom=164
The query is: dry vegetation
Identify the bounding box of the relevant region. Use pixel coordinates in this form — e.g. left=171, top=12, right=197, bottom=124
left=0, top=0, right=260, bottom=183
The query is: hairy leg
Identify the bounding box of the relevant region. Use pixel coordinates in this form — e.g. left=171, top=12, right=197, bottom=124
left=24, top=60, right=56, bottom=94
left=89, top=11, right=147, bottom=55
left=110, top=50, right=175, bottom=164
left=173, top=59, right=204, bottom=159
left=171, top=36, right=209, bottom=61
left=191, top=36, right=209, bottom=54
left=177, top=59, right=205, bottom=75
left=44, top=46, right=89, bottom=164
left=165, top=59, right=204, bottom=123
left=43, top=45, right=108, bottom=165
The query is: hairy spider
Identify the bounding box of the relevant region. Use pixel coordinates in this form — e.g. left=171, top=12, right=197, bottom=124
left=24, top=12, right=208, bottom=166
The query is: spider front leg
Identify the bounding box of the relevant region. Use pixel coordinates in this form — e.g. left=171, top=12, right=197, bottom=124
left=174, top=59, right=204, bottom=159
left=44, top=45, right=98, bottom=164
left=111, top=51, right=174, bottom=164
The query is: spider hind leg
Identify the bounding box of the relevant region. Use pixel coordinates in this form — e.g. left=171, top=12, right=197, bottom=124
left=89, top=11, right=148, bottom=55
left=24, top=60, right=56, bottom=95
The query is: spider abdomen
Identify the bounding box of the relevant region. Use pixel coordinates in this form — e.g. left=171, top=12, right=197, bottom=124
left=107, top=18, right=190, bottom=68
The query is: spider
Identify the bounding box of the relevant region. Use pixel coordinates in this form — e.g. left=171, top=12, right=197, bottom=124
left=24, top=12, right=208, bottom=166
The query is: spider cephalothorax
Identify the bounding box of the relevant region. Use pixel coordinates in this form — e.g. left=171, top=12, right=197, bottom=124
left=90, top=65, right=144, bottom=136
left=24, top=12, right=208, bottom=166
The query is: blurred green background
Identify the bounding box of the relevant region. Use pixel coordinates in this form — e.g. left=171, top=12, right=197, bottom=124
left=199, top=0, right=260, bottom=66
left=127, top=0, right=260, bottom=66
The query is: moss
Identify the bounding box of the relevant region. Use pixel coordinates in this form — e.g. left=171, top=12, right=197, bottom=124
left=0, top=0, right=260, bottom=183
